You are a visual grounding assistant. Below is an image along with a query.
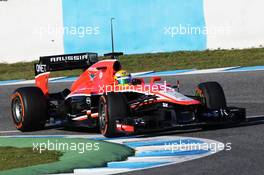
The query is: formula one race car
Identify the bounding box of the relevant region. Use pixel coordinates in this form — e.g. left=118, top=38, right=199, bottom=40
left=11, top=52, right=246, bottom=137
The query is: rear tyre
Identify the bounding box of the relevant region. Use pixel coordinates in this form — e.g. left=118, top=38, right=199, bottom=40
left=195, top=82, right=226, bottom=109
left=11, top=87, right=47, bottom=131
left=98, top=93, right=129, bottom=137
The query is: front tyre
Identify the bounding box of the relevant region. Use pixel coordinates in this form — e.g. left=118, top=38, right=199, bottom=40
left=195, top=82, right=246, bottom=124
left=98, top=93, right=129, bottom=138
left=195, top=82, right=226, bottom=110
left=11, top=87, right=47, bottom=131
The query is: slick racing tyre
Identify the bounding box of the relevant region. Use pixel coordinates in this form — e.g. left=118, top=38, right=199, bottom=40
left=11, top=87, right=47, bottom=131
left=98, top=93, right=129, bottom=138
left=195, top=82, right=227, bottom=109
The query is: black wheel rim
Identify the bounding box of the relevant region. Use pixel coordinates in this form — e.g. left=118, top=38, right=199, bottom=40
left=99, top=101, right=107, bottom=133
left=12, top=97, right=23, bottom=123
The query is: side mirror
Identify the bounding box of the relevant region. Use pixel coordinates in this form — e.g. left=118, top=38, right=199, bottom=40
left=132, top=78, right=144, bottom=85
left=150, top=77, right=161, bottom=85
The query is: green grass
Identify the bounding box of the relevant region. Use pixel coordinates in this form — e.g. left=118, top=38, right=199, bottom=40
left=0, top=147, right=62, bottom=171
left=1, top=48, right=264, bottom=80
left=119, top=48, right=264, bottom=72
left=0, top=137, right=134, bottom=175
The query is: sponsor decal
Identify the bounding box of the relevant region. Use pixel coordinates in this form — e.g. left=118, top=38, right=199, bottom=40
left=50, top=54, right=89, bottom=63
left=99, top=71, right=103, bottom=80
left=35, top=64, right=47, bottom=73
left=89, top=73, right=95, bottom=81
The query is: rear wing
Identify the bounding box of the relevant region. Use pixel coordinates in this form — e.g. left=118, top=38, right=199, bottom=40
left=34, top=52, right=98, bottom=76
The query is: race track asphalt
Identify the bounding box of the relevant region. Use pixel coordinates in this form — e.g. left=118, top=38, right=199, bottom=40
left=0, top=70, right=264, bottom=175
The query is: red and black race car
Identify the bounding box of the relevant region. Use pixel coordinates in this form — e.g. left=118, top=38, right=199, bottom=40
left=11, top=52, right=246, bottom=137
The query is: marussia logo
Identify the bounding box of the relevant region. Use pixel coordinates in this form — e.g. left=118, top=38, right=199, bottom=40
left=50, top=55, right=88, bottom=62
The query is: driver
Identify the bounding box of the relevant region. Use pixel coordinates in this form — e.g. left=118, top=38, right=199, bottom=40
left=114, top=70, right=132, bottom=85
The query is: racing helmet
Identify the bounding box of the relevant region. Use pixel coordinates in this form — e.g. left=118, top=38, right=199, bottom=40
left=114, top=70, right=132, bottom=85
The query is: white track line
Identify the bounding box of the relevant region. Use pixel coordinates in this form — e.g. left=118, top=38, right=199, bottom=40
left=0, top=115, right=262, bottom=134
left=247, top=115, right=264, bottom=119
left=0, top=115, right=262, bottom=135
left=178, top=67, right=238, bottom=75
left=0, top=130, right=20, bottom=134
